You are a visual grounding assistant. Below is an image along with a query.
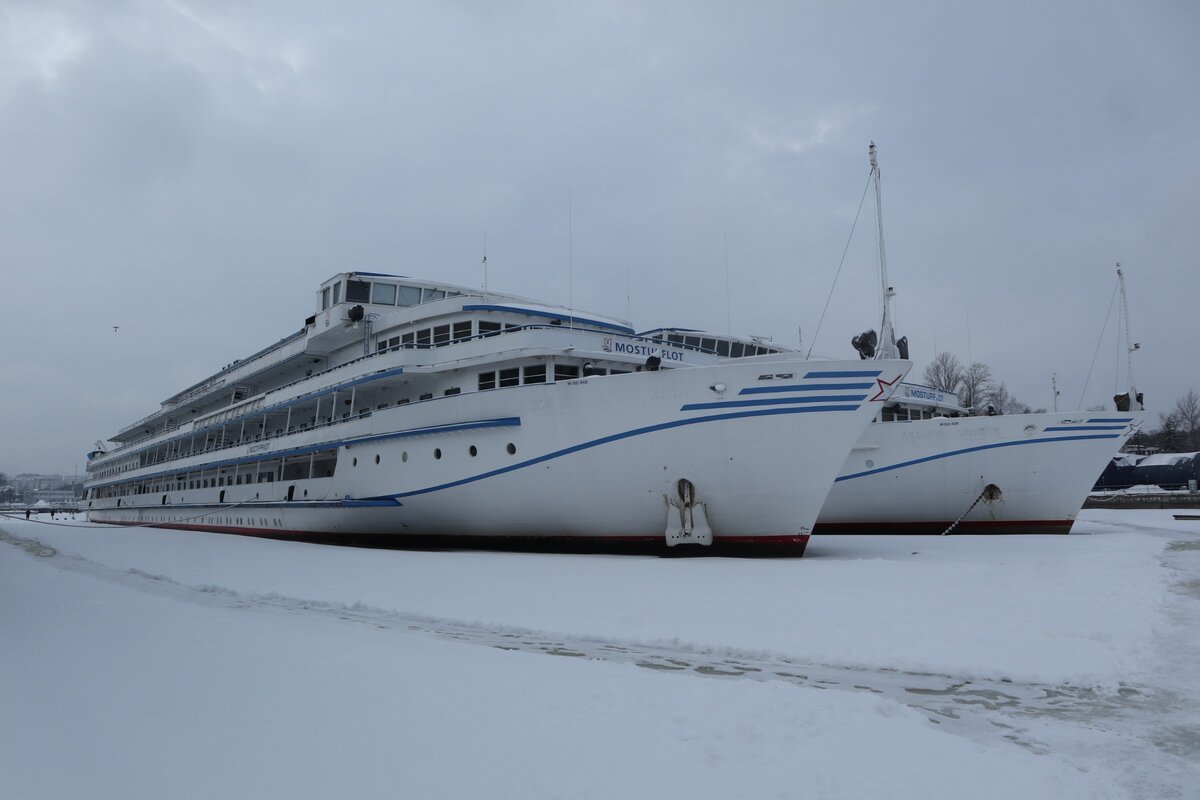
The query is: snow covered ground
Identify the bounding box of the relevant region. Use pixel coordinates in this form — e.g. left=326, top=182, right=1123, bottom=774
left=3, top=509, right=1198, bottom=799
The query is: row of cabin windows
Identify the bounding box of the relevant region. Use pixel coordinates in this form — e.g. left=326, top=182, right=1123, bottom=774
left=658, top=332, right=778, bottom=358
left=881, top=406, right=938, bottom=422
left=90, top=449, right=339, bottom=499
left=377, top=320, right=517, bottom=353
left=477, top=364, right=630, bottom=390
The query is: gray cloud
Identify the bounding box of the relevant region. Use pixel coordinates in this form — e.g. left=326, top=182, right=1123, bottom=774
left=2, top=0, right=1197, bottom=474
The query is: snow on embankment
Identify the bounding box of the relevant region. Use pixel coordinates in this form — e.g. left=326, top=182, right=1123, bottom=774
left=14, top=515, right=1171, bottom=686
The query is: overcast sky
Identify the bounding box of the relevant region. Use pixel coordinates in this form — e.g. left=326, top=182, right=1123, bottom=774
left=2, top=0, right=1197, bottom=476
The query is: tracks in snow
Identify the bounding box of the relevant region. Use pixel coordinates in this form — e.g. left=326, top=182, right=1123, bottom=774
left=0, top=525, right=1173, bottom=755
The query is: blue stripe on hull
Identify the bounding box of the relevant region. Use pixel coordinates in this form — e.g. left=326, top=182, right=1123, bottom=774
left=804, top=370, right=882, bottom=379
left=739, top=383, right=874, bottom=395
left=1043, top=425, right=1128, bottom=432
left=681, top=397, right=864, bottom=411
left=373, top=404, right=862, bottom=501
left=835, top=433, right=1123, bottom=481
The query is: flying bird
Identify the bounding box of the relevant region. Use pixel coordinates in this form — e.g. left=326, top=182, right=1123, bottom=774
left=112, top=326, right=120, bottom=332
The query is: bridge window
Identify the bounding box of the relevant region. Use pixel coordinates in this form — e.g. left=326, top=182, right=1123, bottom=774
left=555, top=364, right=579, bottom=381
left=372, top=283, right=397, bottom=305
left=402, top=332, right=414, bottom=347
left=479, top=371, right=496, bottom=390
left=453, top=321, right=472, bottom=341
left=397, top=285, right=422, bottom=306
left=346, top=280, right=371, bottom=303
left=423, top=289, right=446, bottom=302
left=479, top=321, right=502, bottom=337
left=730, top=342, right=746, bottom=358
left=321, top=287, right=331, bottom=310
left=499, top=368, right=520, bottom=388
left=716, top=340, right=731, bottom=357
left=523, top=365, right=546, bottom=384
left=433, top=325, right=451, bottom=345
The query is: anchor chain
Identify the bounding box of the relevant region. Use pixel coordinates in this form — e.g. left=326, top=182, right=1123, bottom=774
left=939, top=488, right=990, bottom=536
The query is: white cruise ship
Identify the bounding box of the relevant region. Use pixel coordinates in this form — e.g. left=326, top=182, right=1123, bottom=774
left=815, top=383, right=1146, bottom=534
left=812, top=143, right=1146, bottom=534
left=84, top=273, right=910, bottom=553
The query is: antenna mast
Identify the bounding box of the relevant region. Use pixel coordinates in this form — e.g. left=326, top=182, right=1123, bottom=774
left=869, top=142, right=899, bottom=359
left=482, top=229, right=488, bottom=303
left=1116, top=263, right=1141, bottom=409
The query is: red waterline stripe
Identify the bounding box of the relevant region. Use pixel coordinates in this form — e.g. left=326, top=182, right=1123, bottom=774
left=812, top=519, right=1074, bottom=536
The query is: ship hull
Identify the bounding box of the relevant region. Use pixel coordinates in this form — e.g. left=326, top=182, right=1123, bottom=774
left=89, top=357, right=908, bottom=552
left=815, top=411, right=1145, bottom=535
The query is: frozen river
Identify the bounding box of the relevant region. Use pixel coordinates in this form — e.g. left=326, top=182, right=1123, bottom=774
left=3, top=509, right=1197, bottom=798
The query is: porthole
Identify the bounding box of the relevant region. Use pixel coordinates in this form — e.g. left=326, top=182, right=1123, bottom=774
left=469, top=445, right=478, bottom=457
left=434, top=448, right=442, bottom=460
left=353, top=457, right=358, bottom=467
left=303, top=489, right=309, bottom=498
left=507, top=443, right=516, bottom=455
left=375, top=454, right=381, bottom=465
left=401, top=451, right=408, bottom=463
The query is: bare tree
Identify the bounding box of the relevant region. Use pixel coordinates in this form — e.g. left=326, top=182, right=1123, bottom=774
left=984, top=382, right=1013, bottom=414
left=1173, top=389, right=1200, bottom=450
left=958, top=362, right=992, bottom=410
left=922, top=352, right=964, bottom=393
left=1158, top=411, right=1184, bottom=452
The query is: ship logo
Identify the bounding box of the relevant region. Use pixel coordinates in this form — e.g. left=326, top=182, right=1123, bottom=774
left=869, top=374, right=901, bottom=402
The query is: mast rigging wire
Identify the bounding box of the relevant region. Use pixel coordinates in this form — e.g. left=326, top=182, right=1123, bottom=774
left=1077, top=278, right=1120, bottom=410
left=806, top=172, right=873, bottom=359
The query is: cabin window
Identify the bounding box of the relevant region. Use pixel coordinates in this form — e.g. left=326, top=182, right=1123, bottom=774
left=388, top=336, right=400, bottom=349
left=311, top=450, right=338, bottom=478
left=683, top=335, right=701, bottom=350
left=282, top=456, right=310, bottom=481
left=479, top=372, right=496, bottom=390
left=667, top=333, right=685, bottom=346
left=700, top=338, right=716, bottom=353
left=479, top=321, right=502, bottom=337
left=321, top=287, right=331, bottom=310
left=433, top=325, right=451, bottom=345
left=377, top=341, right=388, bottom=353
left=499, top=368, right=520, bottom=388
left=397, top=285, right=422, bottom=306
left=402, top=332, right=414, bottom=347
left=419, top=392, right=433, bottom=401
left=452, top=321, right=472, bottom=341
left=555, top=364, right=580, bottom=381
left=372, top=283, right=397, bottom=305
left=444, top=387, right=461, bottom=396
left=523, top=365, right=546, bottom=384
left=423, top=288, right=446, bottom=303
left=346, top=280, right=371, bottom=303
left=610, top=369, right=631, bottom=375
left=729, top=342, right=745, bottom=358
left=416, top=328, right=432, bottom=348
left=716, top=340, right=731, bottom=357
